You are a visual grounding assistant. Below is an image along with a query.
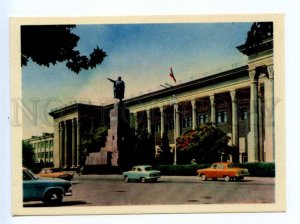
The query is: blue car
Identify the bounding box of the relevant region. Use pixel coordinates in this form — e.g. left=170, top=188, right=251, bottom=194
left=23, top=168, right=72, bottom=204
left=123, top=165, right=161, bottom=183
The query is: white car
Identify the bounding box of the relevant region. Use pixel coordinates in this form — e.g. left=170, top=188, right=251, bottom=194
left=123, top=165, right=161, bottom=183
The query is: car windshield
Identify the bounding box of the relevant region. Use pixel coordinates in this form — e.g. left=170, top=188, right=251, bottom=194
left=27, top=169, right=39, bottom=180
left=144, top=167, right=153, bottom=171
left=227, top=163, right=240, bottom=168
left=210, top=164, right=218, bottom=169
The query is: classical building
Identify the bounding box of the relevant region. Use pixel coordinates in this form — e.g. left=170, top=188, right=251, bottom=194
left=125, top=22, right=274, bottom=163
left=49, top=103, right=110, bottom=168
left=24, top=132, right=54, bottom=165
left=49, top=22, right=275, bottom=167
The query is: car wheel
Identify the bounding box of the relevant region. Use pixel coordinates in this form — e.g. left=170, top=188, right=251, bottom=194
left=124, top=176, right=129, bottom=182
left=43, top=190, right=63, bottom=204
left=200, top=174, right=207, bottom=181
left=152, top=179, right=157, bottom=183
left=141, top=177, right=146, bottom=183
left=224, top=176, right=231, bottom=182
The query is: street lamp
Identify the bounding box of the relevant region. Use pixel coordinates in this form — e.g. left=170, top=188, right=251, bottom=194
left=170, top=94, right=178, bottom=165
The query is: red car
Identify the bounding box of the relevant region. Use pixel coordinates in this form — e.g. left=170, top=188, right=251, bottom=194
left=37, top=167, right=74, bottom=181
left=197, top=162, right=249, bottom=182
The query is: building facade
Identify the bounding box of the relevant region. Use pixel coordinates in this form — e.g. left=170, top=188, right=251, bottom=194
left=24, top=132, right=54, bottom=165
left=124, top=22, right=274, bottom=163
left=49, top=22, right=275, bottom=167
left=49, top=103, right=109, bottom=168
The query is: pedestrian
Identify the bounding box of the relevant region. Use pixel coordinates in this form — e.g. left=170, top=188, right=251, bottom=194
left=191, top=159, right=197, bottom=165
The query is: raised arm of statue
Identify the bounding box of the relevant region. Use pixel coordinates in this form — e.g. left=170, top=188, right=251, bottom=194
left=107, top=78, right=116, bottom=84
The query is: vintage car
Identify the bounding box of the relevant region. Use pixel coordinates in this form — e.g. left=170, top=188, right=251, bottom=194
left=37, top=167, right=74, bottom=181
left=123, top=165, right=161, bottom=183
left=197, top=162, right=249, bottom=182
left=23, top=168, right=72, bottom=204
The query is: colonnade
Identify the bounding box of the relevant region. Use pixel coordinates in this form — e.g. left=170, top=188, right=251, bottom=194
left=58, top=118, right=80, bottom=168
left=130, top=66, right=275, bottom=162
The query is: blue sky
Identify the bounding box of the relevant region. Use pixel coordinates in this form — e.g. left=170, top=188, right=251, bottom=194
left=22, top=22, right=252, bottom=138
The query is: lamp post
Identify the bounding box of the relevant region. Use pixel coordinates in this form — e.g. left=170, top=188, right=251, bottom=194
left=170, top=94, right=178, bottom=165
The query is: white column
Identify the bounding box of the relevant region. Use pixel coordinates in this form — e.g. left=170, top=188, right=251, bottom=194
left=146, top=109, right=152, bottom=135
left=71, top=118, right=76, bottom=168
left=191, top=99, right=197, bottom=130
left=174, top=104, right=179, bottom=165
left=210, top=95, right=216, bottom=123
left=59, top=122, right=64, bottom=168
left=258, top=86, right=264, bottom=161
left=230, top=90, right=238, bottom=147
left=248, top=70, right=259, bottom=162
left=135, top=112, right=139, bottom=130
left=264, top=65, right=275, bottom=162
left=175, top=104, right=180, bottom=137
left=160, top=107, right=165, bottom=138
left=76, top=120, right=80, bottom=167
left=64, top=120, right=68, bottom=168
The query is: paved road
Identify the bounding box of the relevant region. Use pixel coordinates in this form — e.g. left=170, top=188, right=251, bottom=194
left=24, top=175, right=275, bottom=207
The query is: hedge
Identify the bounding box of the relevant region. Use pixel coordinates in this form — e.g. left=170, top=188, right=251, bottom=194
left=153, top=162, right=275, bottom=177
left=153, top=164, right=210, bottom=176
left=238, top=162, right=275, bottom=177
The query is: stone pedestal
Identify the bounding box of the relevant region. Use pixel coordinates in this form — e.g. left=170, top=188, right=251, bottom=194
left=85, top=102, right=129, bottom=167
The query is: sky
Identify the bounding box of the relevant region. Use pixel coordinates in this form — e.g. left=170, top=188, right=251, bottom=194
left=21, top=22, right=252, bottom=139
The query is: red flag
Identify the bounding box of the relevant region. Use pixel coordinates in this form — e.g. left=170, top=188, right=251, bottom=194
left=169, top=67, right=176, bottom=83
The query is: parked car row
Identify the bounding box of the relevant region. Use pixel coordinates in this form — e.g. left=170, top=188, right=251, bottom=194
left=121, top=162, right=249, bottom=183
left=23, top=162, right=249, bottom=204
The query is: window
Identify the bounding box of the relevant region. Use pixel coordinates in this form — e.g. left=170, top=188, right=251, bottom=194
left=216, top=164, right=224, bottom=169
left=217, top=110, right=227, bottom=123
left=198, top=113, right=208, bottom=125
left=239, top=107, right=248, bottom=120
left=183, top=116, right=192, bottom=128
left=211, top=164, right=218, bottom=169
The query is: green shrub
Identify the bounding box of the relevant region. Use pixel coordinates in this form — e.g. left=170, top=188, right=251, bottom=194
left=239, top=162, right=275, bottom=177
left=154, top=164, right=210, bottom=176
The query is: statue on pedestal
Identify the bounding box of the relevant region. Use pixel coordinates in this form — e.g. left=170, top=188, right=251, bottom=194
left=107, top=76, right=125, bottom=101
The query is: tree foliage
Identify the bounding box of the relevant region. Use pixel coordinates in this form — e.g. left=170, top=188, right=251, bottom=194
left=176, top=122, right=235, bottom=164
left=81, top=126, right=108, bottom=153
left=132, top=129, right=155, bottom=165
left=21, top=25, right=107, bottom=74
left=22, top=141, right=36, bottom=169
left=124, top=128, right=155, bottom=167
left=245, top=22, right=273, bottom=49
